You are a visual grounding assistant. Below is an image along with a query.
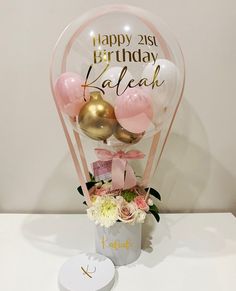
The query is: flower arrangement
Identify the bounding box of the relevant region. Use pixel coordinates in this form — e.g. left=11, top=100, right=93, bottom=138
left=78, top=177, right=161, bottom=228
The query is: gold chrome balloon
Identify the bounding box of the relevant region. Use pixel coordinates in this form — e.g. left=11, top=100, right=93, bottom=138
left=78, top=91, right=117, bottom=141
left=114, top=123, right=144, bottom=144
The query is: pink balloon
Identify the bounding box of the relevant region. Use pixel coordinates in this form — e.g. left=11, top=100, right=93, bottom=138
left=114, top=88, right=153, bottom=133
left=54, top=72, right=89, bottom=117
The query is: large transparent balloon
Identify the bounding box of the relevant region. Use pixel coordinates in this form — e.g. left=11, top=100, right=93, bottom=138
left=50, top=5, right=184, bottom=147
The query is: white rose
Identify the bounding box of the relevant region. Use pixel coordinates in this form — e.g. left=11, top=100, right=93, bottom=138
left=136, top=209, right=147, bottom=223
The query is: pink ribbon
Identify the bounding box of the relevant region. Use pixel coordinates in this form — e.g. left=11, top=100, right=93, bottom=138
left=95, top=149, right=145, bottom=190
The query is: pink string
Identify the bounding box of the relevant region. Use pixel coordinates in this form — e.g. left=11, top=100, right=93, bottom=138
left=73, top=130, right=90, bottom=181
left=49, top=73, right=91, bottom=207
left=141, top=132, right=161, bottom=187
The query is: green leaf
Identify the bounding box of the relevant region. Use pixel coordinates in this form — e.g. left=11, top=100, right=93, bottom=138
left=77, top=186, right=84, bottom=196
left=149, top=204, right=160, bottom=223
left=145, top=188, right=161, bottom=201
left=121, top=190, right=137, bottom=202
left=149, top=210, right=160, bottom=222
left=86, top=181, right=96, bottom=190
left=149, top=204, right=159, bottom=213
left=89, top=172, right=95, bottom=181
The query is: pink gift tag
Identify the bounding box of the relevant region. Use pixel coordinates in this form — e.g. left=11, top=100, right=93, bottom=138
left=92, top=160, right=112, bottom=182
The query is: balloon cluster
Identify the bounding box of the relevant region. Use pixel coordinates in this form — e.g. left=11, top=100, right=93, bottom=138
left=55, top=59, right=178, bottom=145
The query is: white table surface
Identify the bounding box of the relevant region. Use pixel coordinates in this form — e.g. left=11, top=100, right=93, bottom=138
left=0, top=213, right=235, bottom=291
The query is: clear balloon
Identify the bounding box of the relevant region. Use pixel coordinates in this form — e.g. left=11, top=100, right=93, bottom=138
left=50, top=5, right=185, bottom=145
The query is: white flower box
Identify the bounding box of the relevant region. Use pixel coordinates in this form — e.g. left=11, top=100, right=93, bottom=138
left=95, top=222, right=142, bottom=266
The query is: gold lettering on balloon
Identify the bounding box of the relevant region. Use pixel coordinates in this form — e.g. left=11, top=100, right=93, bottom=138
left=93, top=34, right=132, bottom=47
left=81, top=33, right=164, bottom=100
left=93, top=48, right=158, bottom=65
left=82, top=64, right=164, bottom=98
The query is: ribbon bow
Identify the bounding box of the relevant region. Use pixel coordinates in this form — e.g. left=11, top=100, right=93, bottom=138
left=95, top=148, right=145, bottom=190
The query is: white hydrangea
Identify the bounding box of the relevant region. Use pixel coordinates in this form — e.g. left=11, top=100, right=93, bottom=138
left=87, top=196, right=119, bottom=228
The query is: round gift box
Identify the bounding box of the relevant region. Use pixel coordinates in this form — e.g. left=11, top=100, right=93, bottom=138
left=95, top=222, right=142, bottom=266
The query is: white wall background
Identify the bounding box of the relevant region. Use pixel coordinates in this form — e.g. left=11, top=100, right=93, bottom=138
left=0, top=0, right=235, bottom=214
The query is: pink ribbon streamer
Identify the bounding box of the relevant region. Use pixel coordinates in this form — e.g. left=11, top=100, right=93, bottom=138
left=95, top=149, right=145, bottom=190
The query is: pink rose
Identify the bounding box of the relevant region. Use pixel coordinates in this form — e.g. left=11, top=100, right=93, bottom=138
left=95, top=183, right=112, bottom=196
left=134, top=196, right=149, bottom=212
left=95, top=187, right=108, bottom=196
left=117, top=198, right=137, bottom=224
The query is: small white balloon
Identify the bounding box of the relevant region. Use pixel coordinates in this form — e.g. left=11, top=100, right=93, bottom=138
left=142, top=59, right=179, bottom=131
left=100, top=66, right=133, bottom=105
left=142, top=59, right=179, bottom=106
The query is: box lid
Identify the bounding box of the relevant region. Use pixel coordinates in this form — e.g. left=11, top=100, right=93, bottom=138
left=58, top=253, right=115, bottom=291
